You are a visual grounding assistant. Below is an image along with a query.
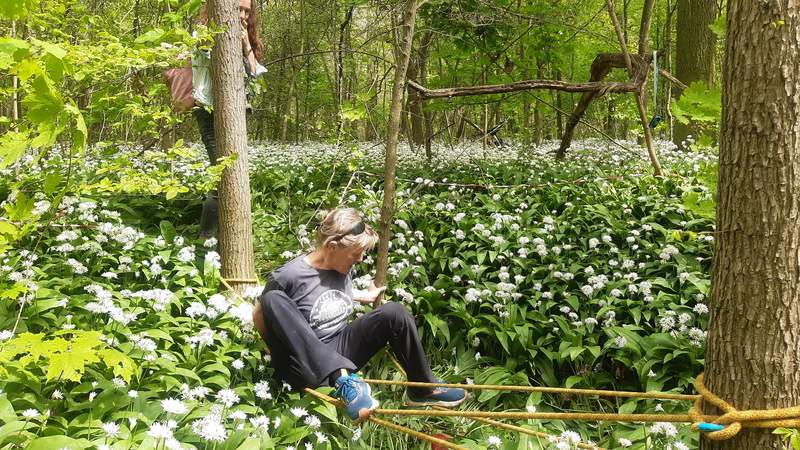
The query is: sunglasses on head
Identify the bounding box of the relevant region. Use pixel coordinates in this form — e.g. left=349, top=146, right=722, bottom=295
left=330, top=220, right=366, bottom=242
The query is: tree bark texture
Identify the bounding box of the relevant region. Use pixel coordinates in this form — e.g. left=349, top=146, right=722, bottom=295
left=673, top=0, right=717, bottom=147
left=374, top=0, right=418, bottom=307
left=209, top=0, right=256, bottom=289
left=703, top=1, right=800, bottom=448
left=408, top=30, right=432, bottom=146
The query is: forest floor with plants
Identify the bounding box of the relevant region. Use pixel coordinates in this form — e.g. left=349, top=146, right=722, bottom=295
left=0, top=139, right=718, bottom=450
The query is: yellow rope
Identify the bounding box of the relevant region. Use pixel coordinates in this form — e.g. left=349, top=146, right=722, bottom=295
left=372, top=408, right=703, bottom=423
left=303, top=388, right=469, bottom=450
left=362, top=379, right=700, bottom=402
left=688, top=373, right=800, bottom=440
left=432, top=406, right=606, bottom=450
left=221, top=277, right=259, bottom=284
left=391, top=355, right=606, bottom=449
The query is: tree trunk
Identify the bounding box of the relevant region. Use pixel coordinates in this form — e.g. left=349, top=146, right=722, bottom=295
left=533, top=61, right=544, bottom=144
left=703, top=1, right=800, bottom=448
left=673, top=0, right=716, bottom=148
left=374, top=0, right=418, bottom=306
left=335, top=5, right=355, bottom=140
left=209, top=0, right=256, bottom=291
left=407, top=32, right=433, bottom=147
left=555, top=68, right=564, bottom=138
left=664, top=0, right=675, bottom=141
left=604, top=97, right=615, bottom=137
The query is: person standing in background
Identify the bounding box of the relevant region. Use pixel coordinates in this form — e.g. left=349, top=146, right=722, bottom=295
left=193, top=0, right=267, bottom=238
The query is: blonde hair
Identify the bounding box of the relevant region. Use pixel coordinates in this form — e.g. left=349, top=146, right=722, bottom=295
left=315, top=208, right=379, bottom=250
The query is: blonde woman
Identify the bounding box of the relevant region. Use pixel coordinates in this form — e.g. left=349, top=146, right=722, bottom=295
left=253, top=207, right=465, bottom=422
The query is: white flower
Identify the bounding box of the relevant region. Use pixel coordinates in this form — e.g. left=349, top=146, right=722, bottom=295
left=615, top=336, right=627, bottom=348
left=650, top=422, right=678, bottom=437
left=208, top=294, right=229, bottom=313
left=128, top=389, right=139, bottom=398
left=191, top=413, right=227, bottom=442
left=205, top=251, right=221, bottom=269
left=177, top=246, right=196, bottom=263
left=217, top=388, right=240, bottom=407
left=203, top=237, right=218, bottom=248
left=254, top=380, right=271, bottom=400
left=290, top=407, right=308, bottom=418
left=22, top=409, right=39, bottom=419
left=147, top=421, right=174, bottom=440
left=618, top=437, right=632, bottom=447
left=231, top=359, right=245, bottom=370
left=487, top=435, right=502, bottom=448
left=161, top=398, right=188, bottom=415
left=102, top=422, right=120, bottom=438
left=229, top=410, right=247, bottom=420
left=304, top=415, right=321, bottom=429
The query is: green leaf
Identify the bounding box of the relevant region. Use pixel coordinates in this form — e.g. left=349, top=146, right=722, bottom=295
left=0, top=131, right=27, bottom=169
left=0, top=421, right=29, bottom=445
left=618, top=400, right=638, bottom=414
left=4, top=191, right=33, bottom=221
left=709, top=14, right=726, bottom=37
left=160, top=221, right=177, bottom=242
left=0, top=0, right=36, bottom=19
left=0, top=38, right=30, bottom=70
left=98, top=349, right=136, bottom=382
left=64, top=103, right=87, bottom=154
left=565, top=375, right=583, bottom=388
left=14, top=58, right=41, bottom=82
left=135, top=28, right=166, bottom=44
left=0, top=397, right=15, bottom=423
left=31, top=38, right=66, bottom=59
left=44, top=171, right=62, bottom=194
left=26, top=436, right=92, bottom=450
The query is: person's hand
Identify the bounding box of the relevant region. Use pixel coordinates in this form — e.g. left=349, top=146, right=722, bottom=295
left=241, top=21, right=251, bottom=54
left=355, top=282, right=387, bottom=304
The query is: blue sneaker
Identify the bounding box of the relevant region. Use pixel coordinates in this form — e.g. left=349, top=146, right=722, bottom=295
left=404, top=378, right=466, bottom=407
left=333, top=374, right=379, bottom=422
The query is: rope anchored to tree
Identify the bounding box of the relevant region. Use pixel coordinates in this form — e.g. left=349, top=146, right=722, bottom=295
left=689, top=373, right=800, bottom=440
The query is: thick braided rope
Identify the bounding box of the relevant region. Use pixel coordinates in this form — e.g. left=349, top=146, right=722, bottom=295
left=363, top=378, right=700, bottom=402
left=690, top=373, right=800, bottom=440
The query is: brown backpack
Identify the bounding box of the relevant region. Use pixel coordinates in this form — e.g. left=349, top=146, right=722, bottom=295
left=163, top=60, right=195, bottom=113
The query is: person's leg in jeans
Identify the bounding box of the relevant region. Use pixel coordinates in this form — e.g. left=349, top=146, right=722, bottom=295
left=255, top=290, right=356, bottom=390
left=331, top=302, right=438, bottom=396
left=193, top=107, right=219, bottom=238
left=254, top=290, right=379, bottom=421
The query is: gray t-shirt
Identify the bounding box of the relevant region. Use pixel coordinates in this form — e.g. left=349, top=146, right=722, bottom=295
left=266, top=254, right=354, bottom=342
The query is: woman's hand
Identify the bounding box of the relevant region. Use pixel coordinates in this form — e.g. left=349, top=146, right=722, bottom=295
left=354, top=282, right=387, bottom=304
left=241, top=20, right=251, bottom=54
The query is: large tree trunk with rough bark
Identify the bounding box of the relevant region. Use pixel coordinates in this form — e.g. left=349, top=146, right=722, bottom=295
left=703, top=1, right=800, bottom=448
left=209, top=0, right=256, bottom=291
left=673, top=0, right=716, bottom=148
left=374, top=0, right=417, bottom=307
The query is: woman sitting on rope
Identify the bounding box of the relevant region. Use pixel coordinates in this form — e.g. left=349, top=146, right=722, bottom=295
left=252, top=207, right=466, bottom=422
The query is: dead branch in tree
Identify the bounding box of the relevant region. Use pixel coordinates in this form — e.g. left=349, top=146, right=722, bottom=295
left=407, top=53, right=647, bottom=100
left=658, top=68, right=688, bottom=90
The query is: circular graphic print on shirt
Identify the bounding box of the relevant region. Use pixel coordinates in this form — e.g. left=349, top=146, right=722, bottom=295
left=309, top=289, right=353, bottom=333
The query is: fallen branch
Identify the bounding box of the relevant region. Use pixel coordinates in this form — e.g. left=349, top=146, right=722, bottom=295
left=407, top=77, right=639, bottom=100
